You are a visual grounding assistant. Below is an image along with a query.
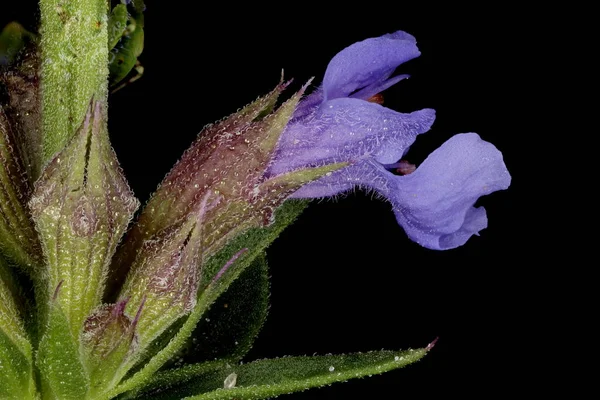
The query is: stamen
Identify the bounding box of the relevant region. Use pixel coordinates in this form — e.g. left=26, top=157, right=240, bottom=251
left=367, top=93, right=384, bottom=104
left=382, top=160, right=416, bottom=175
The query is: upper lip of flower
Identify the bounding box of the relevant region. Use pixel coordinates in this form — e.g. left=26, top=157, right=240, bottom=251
left=322, top=30, right=421, bottom=102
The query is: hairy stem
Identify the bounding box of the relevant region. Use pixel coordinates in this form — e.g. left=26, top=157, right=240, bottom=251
left=39, top=0, right=109, bottom=163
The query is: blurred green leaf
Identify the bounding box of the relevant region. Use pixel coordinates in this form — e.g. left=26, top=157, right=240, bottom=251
left=0, top=22, right=34, bottom=67
left=180, top=252, right=270, bottom=364
left=109, top=1, right=145, bottom=88
left=108, top=4, right=128, bottom=50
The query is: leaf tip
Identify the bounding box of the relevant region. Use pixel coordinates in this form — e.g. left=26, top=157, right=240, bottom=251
left=425, top=336, right=439, bottom=352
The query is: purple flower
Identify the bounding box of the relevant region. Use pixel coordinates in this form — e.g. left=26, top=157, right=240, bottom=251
left=268, top=31, right=511, bottom=250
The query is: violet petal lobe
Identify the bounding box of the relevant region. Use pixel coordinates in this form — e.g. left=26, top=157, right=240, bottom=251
left=270, top=98, right=435, bottom=176
left=323, top=30, right=420, bottom=101
left=391, top=133, right=511, bottom=250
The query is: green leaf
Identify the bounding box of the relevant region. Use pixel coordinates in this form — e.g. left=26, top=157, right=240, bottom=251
left=0, top=22, right=34, bottom=67
left=0, top=258, right=36, bottom=399
left=126, top=349, right=429, bottom=400
left=108, top=4, right=128, bottom=50
left=180, top=252, right=270, bottom=364
left=199, top=200, right=307, bottom=295
left=0, top=330, right=36, bottom=399
left=0, top=258, right=29, bottom=348
left=117, top=361, right=227, bottom=400
left=0, top=106, right=42, bottom=275
left=36, top=294, right=89, bottom=399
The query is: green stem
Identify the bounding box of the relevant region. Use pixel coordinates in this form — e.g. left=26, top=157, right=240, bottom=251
left=39, top=0, right=109, bottom=163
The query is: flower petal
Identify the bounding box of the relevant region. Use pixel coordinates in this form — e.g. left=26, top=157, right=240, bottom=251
left=350, top=74, right=410, bottom=101
left=270, top=98, right=435, bottom=175
left=290, top=159, right=388, bottom=198
left=291, top=133, right=510, bottom=250
left=391, top=133, right=511, bottom=250
left=323, top=30, right=420, bottom=101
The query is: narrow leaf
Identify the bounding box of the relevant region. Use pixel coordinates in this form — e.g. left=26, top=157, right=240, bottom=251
left=0, top=330, right=36, bottom=399
left=0, top=106, right=42, bottom=274
left=117, top=361, right=226, bottom=400
left=0, top=257, right=36, bottom=399
left=36, top=294, right=89, bottom=399
left=127, top=349, right=429, bottom=400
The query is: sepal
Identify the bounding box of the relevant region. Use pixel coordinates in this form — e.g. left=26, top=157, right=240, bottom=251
left=118, top=194, right=215, bottom=348
left=82, top=300, right=141, bottom=397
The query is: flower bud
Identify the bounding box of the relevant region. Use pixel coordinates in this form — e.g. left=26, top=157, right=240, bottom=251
left=29, top=100, right=139, bottom=334
left=111, top=81, right=345, bottom=287
left=117, top=193, right=214, bottom=347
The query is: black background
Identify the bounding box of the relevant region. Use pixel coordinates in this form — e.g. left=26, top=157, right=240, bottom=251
left=3, top=2, right=534, bottom=398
